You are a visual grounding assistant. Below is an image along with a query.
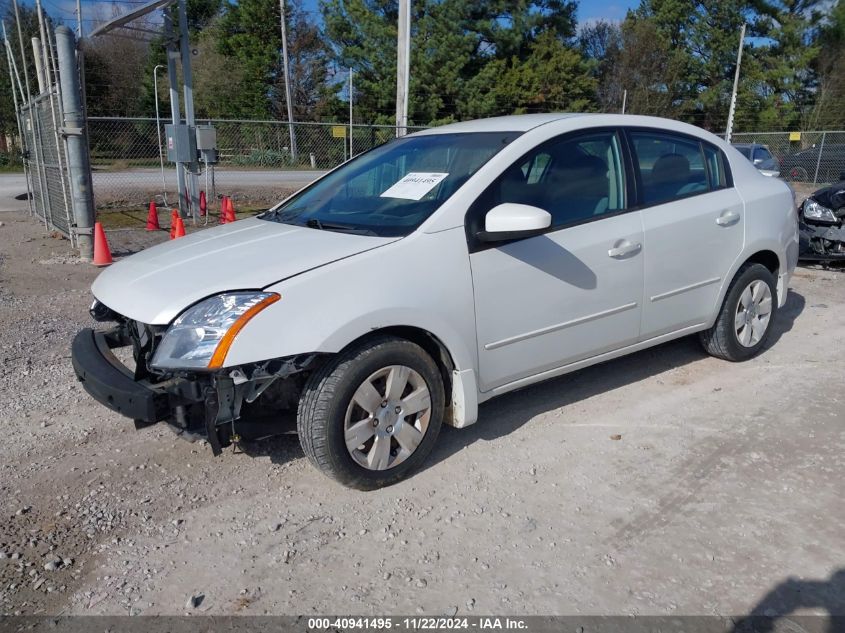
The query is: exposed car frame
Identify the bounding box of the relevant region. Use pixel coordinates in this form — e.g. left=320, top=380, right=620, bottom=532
left=798, top=176, right=845, bottom=262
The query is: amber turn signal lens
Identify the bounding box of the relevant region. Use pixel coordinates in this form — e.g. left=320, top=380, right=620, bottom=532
left=207, top=294, right=280, bottom=369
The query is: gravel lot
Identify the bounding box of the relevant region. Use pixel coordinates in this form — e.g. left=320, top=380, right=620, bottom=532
left=0, top=205, right=844, bottom=619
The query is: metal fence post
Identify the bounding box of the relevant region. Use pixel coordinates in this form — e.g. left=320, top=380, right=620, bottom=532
left=55, top=26, right=94, bottom=259
left=812, top=132, right=826, bottom=186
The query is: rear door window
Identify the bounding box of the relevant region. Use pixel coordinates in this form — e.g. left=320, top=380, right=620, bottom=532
left=630, top=131, right=709, bottom=205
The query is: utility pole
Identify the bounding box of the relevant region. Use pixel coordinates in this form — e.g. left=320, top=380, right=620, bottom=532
left=725, top=22, right=746, bottom=143
left=177, top=0, right=199, bottom=220
left=621, top=89, right=627, bottom=114
left=279, top=0, right=297, bottom=161
left=348, top=68, right=353, bottom=158
left=163, top=12, right=187, bottom=218
left=395, top=0, right=410, bottom=137
left=56, top=26, right=95, bottom=259
left=76, top=0, right=82, bottom=37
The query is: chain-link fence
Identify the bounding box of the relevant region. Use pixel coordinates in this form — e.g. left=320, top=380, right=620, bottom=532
left=731, top=131, right=845, bottom=186
left=18, top=83, right=74, bottom=241
left=88, top=117, right=427, bottom=210
left=83, top=120, right=845, bottom=211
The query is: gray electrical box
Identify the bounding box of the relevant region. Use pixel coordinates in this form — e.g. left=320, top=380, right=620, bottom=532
left=165, top=123, right=196, bottom=163
left=195, top=125, right=218, bottom=164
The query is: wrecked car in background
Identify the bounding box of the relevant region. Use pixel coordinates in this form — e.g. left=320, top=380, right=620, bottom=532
left=799, top=175, right=845, bottom=262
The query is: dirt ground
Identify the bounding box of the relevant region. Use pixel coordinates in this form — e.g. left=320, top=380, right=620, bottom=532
left=0, top=206, right=844, bottom=619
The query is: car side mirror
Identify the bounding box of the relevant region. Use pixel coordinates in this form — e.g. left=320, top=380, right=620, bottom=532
left=477, top=203, right=552, bottom=242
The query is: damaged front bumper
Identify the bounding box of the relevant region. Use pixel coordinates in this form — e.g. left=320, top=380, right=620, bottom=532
left=798, top=220, right=845, bottom=261
left=71, top=324, right=319, bottom=455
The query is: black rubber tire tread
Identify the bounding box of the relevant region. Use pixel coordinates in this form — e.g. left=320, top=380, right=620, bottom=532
left=699, top=262, right=777, bottom=362
left=297, top=335, right=445, bottom=490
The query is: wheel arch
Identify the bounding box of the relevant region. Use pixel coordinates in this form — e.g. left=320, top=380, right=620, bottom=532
left=708, top=246, right=784, bottom=327
left=331, top=325, right=479, bottom=429
left=743, top=249, right=780, bottom=277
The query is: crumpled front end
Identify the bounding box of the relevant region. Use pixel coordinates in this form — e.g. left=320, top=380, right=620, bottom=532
left=799, top=221, right=845, bottom=261
left=798, top=185, right=845, bottom=262
left=71, top=303, right=322, bottom=454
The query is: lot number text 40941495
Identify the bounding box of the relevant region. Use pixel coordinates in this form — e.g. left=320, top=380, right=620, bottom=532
left=307, top=617, right=529, bottom=630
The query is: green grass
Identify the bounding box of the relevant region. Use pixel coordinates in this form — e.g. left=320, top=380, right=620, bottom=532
left=96, top=204, right=267, bottom=230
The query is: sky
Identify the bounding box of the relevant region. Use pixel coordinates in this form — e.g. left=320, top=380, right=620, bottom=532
left=578, top=0, right=639, bottom=25
left=17, top=0, right=643, bottom=35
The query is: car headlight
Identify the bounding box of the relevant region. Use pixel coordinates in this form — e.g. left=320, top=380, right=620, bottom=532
left=151, top=292, right=280, bottom=370
left=803, top=199, right=838, bottom=223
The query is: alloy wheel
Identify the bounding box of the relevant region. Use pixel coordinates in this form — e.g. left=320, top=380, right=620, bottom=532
left=344, top=365, right=432, bottom=471
left=735, top=280, right=773, bottom=347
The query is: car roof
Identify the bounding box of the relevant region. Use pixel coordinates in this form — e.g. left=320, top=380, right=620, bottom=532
left=408, top=114, right=731, bottom=148
left=410, top=113, right=593, bottom=135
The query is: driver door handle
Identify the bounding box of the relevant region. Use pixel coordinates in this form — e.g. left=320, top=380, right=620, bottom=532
left=716, top=210, right=741, bottom=226
left=608, top=241, right=642, bottom=258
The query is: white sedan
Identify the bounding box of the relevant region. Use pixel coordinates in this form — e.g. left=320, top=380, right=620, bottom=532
left=72, top=114, right=799, bottom=489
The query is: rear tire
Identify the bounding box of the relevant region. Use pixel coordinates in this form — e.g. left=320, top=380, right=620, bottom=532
left=297, top=335, right=445, bottom=490
left=700, top=263, right=777, bottom=362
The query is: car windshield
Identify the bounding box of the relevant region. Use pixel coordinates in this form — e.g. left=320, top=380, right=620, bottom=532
left=261, top=132, right=520, bottom=237
left=734, top=146, right=752, bottom=159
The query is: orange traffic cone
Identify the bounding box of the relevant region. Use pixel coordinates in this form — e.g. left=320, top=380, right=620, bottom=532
left=171, top=216, right=186, bottom=239
left=169, top=209, right=179, bottom=239
left=199, top=190, right=207, bottom=217
left=218, top=196, right=228, bottom=224
left=145, top=201, right=160, bottom=231
left=92, top=222, right=113, bottom=266
left=225, top=197, right=236, bottom=223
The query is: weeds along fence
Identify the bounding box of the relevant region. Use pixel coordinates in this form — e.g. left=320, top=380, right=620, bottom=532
left=731, top=131, right=845, bottom=186
left=87, top=117, right=427, bottom=210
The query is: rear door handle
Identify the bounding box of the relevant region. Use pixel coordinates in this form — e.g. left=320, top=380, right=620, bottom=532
left=608, top=241, right=642, bottom=258
left=716, top=210, right=741, bottom=226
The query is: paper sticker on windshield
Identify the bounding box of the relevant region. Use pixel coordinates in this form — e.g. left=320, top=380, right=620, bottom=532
left=380, top=172, right=449, bottom=200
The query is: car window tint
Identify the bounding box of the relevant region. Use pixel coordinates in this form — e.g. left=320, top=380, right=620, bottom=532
left=735, top=146, right=752, bottom=159
left=703, top=144, right=727, bottom=189
left=756, top=148, right=773, bottom=162
left=631, top=132, right=709, bottom=205
left=492, top=131, right=626, bottom=228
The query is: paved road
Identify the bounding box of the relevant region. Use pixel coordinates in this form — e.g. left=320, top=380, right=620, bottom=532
left=0, top=173, right=31, bottom=211
left=0, top=169, right=326, bottom=211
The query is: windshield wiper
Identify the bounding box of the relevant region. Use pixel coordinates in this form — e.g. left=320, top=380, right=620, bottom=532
left=262, top=207, right=303, bottom=222
left=305, top=218, right=377, bottom=236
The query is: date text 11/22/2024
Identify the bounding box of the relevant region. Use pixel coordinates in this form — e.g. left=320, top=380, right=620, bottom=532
left=307, top=617, right=528, bottom=630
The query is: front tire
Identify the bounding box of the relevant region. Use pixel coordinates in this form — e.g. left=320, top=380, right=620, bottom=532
left=700, top=263, right=777, bottom=361
left=297, top=335, right=445, bottom=490
left=787, top=166, right=809, bottom=182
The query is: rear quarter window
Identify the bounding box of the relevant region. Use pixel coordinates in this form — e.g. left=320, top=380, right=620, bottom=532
left=703, top=143, right=730, bottom=189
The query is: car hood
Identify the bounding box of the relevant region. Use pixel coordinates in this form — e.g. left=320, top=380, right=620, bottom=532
left=92, top=218, right=398, bottom=324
